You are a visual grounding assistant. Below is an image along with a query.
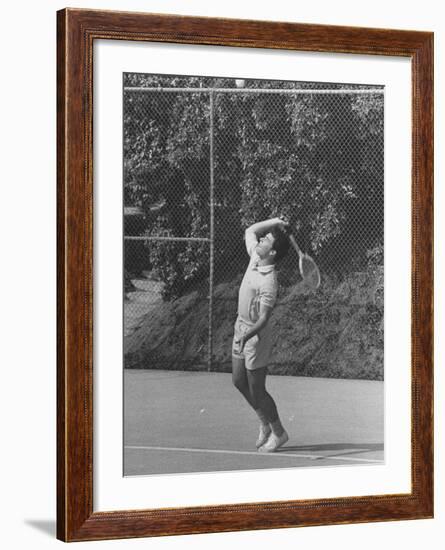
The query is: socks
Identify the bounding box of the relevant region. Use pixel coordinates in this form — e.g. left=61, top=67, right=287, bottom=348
left=255, top=408, right=269, bottom=427
left=270, top=418, right=284, bottom=437
left=256, top=409, right=285, bottom=437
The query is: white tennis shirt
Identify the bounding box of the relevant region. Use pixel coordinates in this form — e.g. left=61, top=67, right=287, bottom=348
left=237, top=229, right=278, bottom=325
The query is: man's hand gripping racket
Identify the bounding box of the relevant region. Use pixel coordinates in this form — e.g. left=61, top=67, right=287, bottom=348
left=280, top=221, right=321, bottom=290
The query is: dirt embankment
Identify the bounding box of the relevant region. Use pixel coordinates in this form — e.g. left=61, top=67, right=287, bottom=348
left=124, top=265, right=383, bottom=380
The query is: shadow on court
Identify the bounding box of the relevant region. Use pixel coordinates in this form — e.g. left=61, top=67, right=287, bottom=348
left=283, top=442, right=384, bottom=453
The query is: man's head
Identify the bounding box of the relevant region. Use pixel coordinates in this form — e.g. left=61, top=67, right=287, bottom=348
left=256, top=228, right=290, bottom=264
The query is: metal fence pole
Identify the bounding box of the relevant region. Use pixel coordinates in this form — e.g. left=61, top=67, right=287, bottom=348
left=208, top=90, right=215, bottom=372
left=124, top=87, right=384, bottom=95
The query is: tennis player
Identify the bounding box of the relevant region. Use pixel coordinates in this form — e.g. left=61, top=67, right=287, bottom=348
left=232, top=217, right=290, bottom=452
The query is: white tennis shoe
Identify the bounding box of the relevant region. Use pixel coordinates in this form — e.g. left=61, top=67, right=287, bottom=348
left=256, top=424, right=272, bottom=448
left=258, top=430, right=289, bottom=453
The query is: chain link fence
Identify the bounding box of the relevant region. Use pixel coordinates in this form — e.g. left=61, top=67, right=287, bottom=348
left=123, top=75, right=384, bottom=379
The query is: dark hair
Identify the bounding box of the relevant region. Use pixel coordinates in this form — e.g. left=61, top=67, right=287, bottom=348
left=270, top=227, right=290, bottom=263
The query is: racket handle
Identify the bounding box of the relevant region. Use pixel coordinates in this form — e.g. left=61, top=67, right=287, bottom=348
left=288, top=234, right=302, bottom=256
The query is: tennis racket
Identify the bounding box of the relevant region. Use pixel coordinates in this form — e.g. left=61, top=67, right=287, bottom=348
left=287, top=233, right=321, bottom=290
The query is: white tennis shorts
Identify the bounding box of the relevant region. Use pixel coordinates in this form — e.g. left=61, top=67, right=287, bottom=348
left=232, top=317, right=273, bottom=370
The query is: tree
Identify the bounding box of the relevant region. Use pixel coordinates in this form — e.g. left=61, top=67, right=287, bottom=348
left=123, top=74, right=384, bottom=297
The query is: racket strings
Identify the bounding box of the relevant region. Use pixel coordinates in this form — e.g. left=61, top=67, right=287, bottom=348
left=300, top=254, right=321, bottom=289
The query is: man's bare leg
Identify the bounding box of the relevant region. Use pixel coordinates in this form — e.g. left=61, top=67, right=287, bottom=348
left=246, top=367, right=284, bottom=433
left=232, top=356, right=271, bottom=445
left=247, top=367, right=288, bottom=452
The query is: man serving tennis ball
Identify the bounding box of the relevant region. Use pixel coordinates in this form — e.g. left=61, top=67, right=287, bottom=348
left=232, top=217, right=291, bottom=452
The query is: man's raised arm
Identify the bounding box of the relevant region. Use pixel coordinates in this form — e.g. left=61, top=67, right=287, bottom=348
left=246, top=217, right=287, bottom=238
left=244, top=217, right=288, bottom=255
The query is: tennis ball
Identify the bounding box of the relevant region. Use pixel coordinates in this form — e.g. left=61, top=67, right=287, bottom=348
left=235, top=79, right=245, bottom=88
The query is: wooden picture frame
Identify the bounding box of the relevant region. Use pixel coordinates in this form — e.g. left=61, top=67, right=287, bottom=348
left=57, top=8, right=433, bottom=542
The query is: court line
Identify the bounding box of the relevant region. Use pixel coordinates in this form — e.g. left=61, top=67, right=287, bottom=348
left=125, top=445, right=383, bottom=464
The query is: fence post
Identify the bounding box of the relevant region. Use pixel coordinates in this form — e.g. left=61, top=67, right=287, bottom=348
left=208, top=90, right=215, bottom=372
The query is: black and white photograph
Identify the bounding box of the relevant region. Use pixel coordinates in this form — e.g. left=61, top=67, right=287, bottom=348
left=122, top=73, right=384, bottom=476
left=1, top=0, right=439, bottom=544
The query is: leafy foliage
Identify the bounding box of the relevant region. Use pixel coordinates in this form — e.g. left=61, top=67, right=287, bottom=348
left=124, top=74, right=384, bottom=298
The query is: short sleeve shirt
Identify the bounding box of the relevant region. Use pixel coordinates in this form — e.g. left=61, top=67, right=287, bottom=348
left=237, top=229, right=278, bottom=324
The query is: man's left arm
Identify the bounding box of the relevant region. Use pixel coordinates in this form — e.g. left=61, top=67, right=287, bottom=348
left=244, top=217, right=289, bottom=257
left=247, top=217, right=288, bottom=238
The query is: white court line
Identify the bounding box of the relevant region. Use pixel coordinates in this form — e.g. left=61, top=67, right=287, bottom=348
left=125, top=445, right=383, bottom=464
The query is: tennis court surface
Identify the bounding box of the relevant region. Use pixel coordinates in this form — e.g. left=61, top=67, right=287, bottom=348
left=124, top=370, right=384, bottom=476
